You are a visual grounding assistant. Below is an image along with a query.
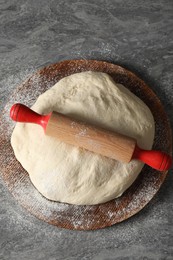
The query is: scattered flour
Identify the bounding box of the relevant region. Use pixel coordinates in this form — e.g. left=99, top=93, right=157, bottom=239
left=0, top=60, right=169, bottom=230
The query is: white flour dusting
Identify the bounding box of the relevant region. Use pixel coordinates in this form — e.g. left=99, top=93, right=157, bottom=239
left=0, top=60, right=169, bottom=230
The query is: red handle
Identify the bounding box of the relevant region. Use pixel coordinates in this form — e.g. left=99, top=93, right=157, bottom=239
left=133, top=145, right=172, bottom=171
left=10, top=103, right=51, bottom=131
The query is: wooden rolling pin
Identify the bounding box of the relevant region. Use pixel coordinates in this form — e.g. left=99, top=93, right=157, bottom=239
left=10, top=103, right=172, bottom=171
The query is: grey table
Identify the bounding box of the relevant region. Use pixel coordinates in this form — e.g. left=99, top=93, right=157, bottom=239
left=0, top=1, right=173, bottom=259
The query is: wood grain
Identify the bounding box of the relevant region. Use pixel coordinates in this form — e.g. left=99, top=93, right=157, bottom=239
left=0, top=60, right=172, bottom=230
left=46, top=111, right=136, bottom=163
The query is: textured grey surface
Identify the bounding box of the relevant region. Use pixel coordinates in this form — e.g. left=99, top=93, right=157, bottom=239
left=0, top=0, right=173, bottom=259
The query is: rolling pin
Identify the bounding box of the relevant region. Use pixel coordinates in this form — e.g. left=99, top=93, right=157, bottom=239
left=10, top=103, right=172, bottom=171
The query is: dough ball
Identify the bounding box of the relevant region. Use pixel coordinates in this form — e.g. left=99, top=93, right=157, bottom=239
left=11, top=72, right=155, bottom=205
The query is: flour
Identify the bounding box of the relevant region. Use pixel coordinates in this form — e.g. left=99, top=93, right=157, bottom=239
left=0, top=60, right=166, bottom=230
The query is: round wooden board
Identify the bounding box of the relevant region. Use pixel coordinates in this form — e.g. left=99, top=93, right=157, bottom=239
left=0, top=60, right=172, bottom=230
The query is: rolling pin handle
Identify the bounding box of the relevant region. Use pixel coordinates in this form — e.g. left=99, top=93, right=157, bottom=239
left=132, top=145, right=172, bottom=171
left=10, top=103, right=51, bottom=131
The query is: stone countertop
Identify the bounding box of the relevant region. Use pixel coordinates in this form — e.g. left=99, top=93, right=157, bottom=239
left=0, top=1, right=172, bottom=259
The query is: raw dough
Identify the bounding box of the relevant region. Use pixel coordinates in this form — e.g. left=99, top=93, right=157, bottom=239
left=11, top=72, right=155, bottom=205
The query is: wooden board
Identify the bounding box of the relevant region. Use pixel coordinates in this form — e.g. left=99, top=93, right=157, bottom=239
left=0, top=60, right=172, bottom=230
